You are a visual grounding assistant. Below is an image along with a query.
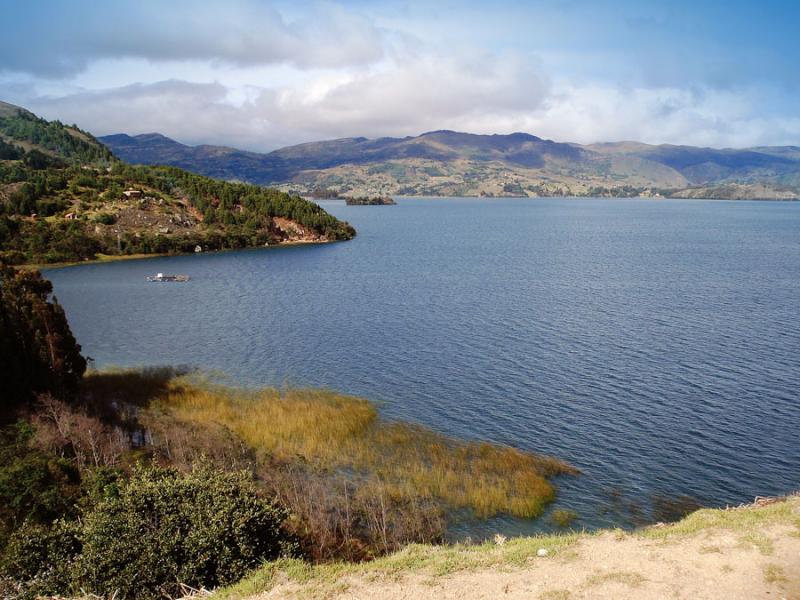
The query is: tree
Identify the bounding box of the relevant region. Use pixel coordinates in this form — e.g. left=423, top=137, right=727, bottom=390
left=0, top=265, right=87, bottom=421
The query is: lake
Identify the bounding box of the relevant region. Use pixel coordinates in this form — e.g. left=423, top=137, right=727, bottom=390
left=44, top=197, right=800, bottom=536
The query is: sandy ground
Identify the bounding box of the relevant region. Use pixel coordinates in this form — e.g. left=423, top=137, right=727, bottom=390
left=257, top=520, right=800, bottom=599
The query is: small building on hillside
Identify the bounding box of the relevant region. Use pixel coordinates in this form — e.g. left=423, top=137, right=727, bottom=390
left=123, top=189, right=142, bottom=199
left=64, top=212, right=77, bottom=220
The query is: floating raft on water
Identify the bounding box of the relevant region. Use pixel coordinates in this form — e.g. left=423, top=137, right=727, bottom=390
left=146, top=272, right=190, bottom=282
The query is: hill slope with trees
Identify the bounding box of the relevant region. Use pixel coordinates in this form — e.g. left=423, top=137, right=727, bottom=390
left=0, top=101, right=354, bottom=265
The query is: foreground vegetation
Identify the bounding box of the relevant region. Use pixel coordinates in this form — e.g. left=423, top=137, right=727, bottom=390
left=0, top=457, right=294, bottom=600
left=0, top=101, right=354, bottom=265
left=85, top=371, right=574, bottom=564
left=0, top=264, right=574, bottom=599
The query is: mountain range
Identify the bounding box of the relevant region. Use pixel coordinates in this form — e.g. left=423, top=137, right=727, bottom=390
left=100, top=130, right=800, bottom=200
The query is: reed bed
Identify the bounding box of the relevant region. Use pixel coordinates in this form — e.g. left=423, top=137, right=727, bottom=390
left=155, top=378, right=577, bottom=519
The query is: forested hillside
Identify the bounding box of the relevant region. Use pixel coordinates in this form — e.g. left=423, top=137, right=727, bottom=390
left=0, top=101, right=354, bottom=265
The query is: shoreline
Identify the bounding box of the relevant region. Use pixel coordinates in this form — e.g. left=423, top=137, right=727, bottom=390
left=384, top=194, right=799, bottom=201
left=220, top=494, right=800, bottom=599
left=25, top=237, right=343, bottom=271
left=316, top=194, right=799, bottom=202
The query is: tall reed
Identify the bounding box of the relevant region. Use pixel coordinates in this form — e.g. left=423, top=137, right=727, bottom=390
left=156, top=379, right=576, bottom=519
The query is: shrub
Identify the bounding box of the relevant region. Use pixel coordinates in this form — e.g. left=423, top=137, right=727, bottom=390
left=92, top=212, right=117, bottom=225
left=76, top=463, right=295, bottom=600
left=32, top=395, right=130, bottom=469
left=0, top=519, right=82, bottom=600
left=0, top=422, right=81, bottom=534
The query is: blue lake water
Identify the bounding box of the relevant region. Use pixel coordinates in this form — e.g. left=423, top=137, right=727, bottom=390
left=44, top=197, right=800, bottom=536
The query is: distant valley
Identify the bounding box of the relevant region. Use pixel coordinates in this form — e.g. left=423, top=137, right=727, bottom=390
left=101, top=130, right=800, bottom=200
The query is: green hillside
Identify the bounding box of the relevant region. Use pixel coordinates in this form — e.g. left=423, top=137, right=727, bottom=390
left=0, top=102, right=355, bottom=265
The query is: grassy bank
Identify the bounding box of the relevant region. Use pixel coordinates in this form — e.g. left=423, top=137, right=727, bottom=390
left=218, top=495, right=800, bottom=599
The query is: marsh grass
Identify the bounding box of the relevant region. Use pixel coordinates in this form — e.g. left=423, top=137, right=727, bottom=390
left=77, top=370, right=576, bottom=561
left=82, top=366, right=190, bottom=409
left=147, top=378, right=576, bottom=519
left=551, top=509, right=579, bottom=528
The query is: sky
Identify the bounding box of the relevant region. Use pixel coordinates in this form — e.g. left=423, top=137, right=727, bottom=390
left=1, top=0, right=799, bottom=152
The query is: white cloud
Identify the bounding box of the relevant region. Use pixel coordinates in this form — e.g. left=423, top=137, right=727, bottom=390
left=16, top=50, right=552, bottom=150
left=260, top=51, right=551, bottom=138
left=1, top=0, right=797, bottom=149
left=21, top=80, right=274, bottom=148
left=0, top=0, right=386, bottom=77
left=10, top=54, right=800, bottom=152
left=521, top=84, right=800, bottom=148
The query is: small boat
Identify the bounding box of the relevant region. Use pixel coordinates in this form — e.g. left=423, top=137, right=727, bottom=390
left=146, top=272, right=190, bottom=282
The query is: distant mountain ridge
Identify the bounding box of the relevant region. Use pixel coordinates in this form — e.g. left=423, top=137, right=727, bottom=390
left=101, top=129, right=800, bottom=200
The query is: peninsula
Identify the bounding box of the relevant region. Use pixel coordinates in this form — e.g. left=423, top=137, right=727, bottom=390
left=0, top=101, right=355, bottom=266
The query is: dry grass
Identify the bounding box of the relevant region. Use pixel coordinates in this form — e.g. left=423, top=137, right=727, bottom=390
left=639, top=496, right=799, bottom=544
left=585, top=570, right=646, bottom=588
left=539, top=590, right=571, bottom=600
left=217, top=532, right=583, bottom=599
left=152, top=378, right=576, bottom=519
left=763, top=563, right=788, bottom=585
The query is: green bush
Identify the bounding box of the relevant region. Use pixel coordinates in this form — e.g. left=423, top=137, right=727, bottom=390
left=0, top=457, right=297, bottom=599
left=92, top=212, right=117, bottom=225
left=0, top=423, right=81, bottom=534
left=0, top=519, right=82, bottom=600
left=76, top=463, right=295, bottom=599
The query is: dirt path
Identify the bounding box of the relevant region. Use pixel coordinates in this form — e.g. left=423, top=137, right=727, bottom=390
left=247, top=498, right=800, bottom=600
